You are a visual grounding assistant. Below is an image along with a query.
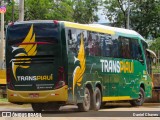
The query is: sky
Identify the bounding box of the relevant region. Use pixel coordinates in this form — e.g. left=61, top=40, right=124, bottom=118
left=97, top=6, right=108, bottom=23
left=97, top=11, right=107, bottom=23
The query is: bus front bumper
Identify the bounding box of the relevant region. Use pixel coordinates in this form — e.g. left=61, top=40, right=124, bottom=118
left=7, top=85, right=68, bottom=103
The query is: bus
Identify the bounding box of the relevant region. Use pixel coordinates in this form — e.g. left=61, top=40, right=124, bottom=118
left=6, top=20, right=153, bottom=112
left=0, top=68, right=6, bottom=98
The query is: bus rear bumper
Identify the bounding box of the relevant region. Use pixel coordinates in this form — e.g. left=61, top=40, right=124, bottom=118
left=7, top=85, right=68, bottom=103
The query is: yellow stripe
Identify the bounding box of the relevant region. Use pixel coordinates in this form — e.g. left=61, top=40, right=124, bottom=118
left=0, top=70, right=6, bottom=84
left=64, top=22, right=115, bottom=35
left=102, top=96, right=132, bottom=101
left=0, top=79, right=6, bottom=84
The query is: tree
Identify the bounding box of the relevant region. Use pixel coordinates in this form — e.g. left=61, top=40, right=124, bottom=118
left=73, top=0, right=100, bottom=24
left=5, top=0, right=100, bottom=25
left=103, top=0, right=129, bottom=28
left=24, top=0, right=100, bottom=23
left=103, top=0, right=160, bottom=38
left=24, top=0, right=74, bottom=21
left=149, top=37, right=160, bottom=52
left=5, top=1, right=19, bottom=25
left=130, top=0, right=160, bottom=38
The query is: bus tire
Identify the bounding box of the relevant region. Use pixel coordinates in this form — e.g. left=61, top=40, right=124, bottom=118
left=129, top=87, right=145, bottom=106
left=31, top=103, right=43, bottom=112
left=93, top=87, right=101, bottom=111
left=78, top=87, right=91, bottom=112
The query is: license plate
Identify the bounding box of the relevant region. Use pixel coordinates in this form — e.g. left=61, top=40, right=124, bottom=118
left=29, top=93, right=39, bottom=98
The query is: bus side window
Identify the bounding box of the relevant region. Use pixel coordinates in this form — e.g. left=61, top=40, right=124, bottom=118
left=87, top=32, right=94, bottom=56
left=87, top=32, right=102, bottom=56
left=102, top=34, right=113, bottom=57
left=137, top=45, right=143, bottom=61
left=67, top=29, right=77, bottom=54
left=68, top=29, right=72, bottom=40
left=111, top=36, right=119, bottom=58
left=118, top=36, right=131, bottom=59
left=130, top=39, right=143, bottom=62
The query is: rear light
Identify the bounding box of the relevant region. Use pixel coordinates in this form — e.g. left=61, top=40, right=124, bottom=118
left=8, top=22, right=14, bottom=26
left=53, top=20, right=58, bottom=25
left=7, top=68, right=14, bottom=90
left=10, top=93, right=17, bottom=97
left=55, top=67, right=66, bottom=89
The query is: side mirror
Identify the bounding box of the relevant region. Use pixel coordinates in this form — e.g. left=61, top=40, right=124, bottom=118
left=139, top=59, right=144, bottom=64
left=137, top=55, right=144, bottom=64
left=153, top=58, right=156, bottom=64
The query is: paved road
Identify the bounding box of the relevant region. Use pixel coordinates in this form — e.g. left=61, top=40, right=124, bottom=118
left=0, top=103, right=160, bottom=118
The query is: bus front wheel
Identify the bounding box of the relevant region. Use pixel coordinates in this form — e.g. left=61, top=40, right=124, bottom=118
left=78, top=87, right=91, bottom=112
left=93, top=87, right=102, bottom=111
left=130, top=87, right=145, bottom=106
left=31, top=103, right=43, bottom=112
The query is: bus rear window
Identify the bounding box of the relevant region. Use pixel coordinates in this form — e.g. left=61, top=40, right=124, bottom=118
left=7, top=23, right=59, bottom=46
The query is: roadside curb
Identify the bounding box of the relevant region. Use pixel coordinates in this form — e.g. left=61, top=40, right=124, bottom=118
left=0, top=102, right=12, bottom=105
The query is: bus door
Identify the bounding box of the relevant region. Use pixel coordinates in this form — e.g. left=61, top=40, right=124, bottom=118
left=146, top=49, right=156, bottom=77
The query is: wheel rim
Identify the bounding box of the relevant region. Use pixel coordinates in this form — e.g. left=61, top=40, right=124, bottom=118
left=137, top=91, right=143, bottom=102
left=84, top=89, right=90, bottom=108
left=96, top=93, right=100, bottom=107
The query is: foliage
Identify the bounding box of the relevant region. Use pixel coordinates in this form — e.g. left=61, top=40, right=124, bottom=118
left=103, top=0, right=160, bottom=38
left=24, top=0, right=99, bottom=24
left=149, top=37, right=160, bottom=52
left=4, top=0, right=100, bottom=25
left=24, top=0, right=73, bottom=21
left=103, top=0, right=128, bottom=28
left=72, top=0, right=100, bottom=23
left=130, top=0, right=160, bottom=38
left=5, top=1, right=19, bottom=25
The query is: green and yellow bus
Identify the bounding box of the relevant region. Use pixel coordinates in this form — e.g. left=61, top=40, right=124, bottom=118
left=6, top=20, right=153, bottom=111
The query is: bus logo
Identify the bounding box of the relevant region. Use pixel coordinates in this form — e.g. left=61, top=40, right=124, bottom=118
left=100, top=59, right=134, bottom=73
left=73, top=33, right=86, bottom=96
left=11, top=25, right=37, bottom=80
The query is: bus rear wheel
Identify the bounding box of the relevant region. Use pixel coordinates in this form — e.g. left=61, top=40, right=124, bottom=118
left=130, top=87, right=145, bottom=106
left=78, top=87, right=91, bottom=112
left=93, top=87, right=102, bottom=111
left=31, top=103, right=43, bottom=112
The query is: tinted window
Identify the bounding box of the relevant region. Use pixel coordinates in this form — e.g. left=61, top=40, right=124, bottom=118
left=87, top=32, right=102, bottom=56
left=111, top=35, right=120, bottom=58
left=119, top=37, right=131, bottom=59
left=66, top=28, right=143, bottom=61
left=102, top=34, right=113, bottom=57
left=7, top=23, right=59, bottom=46
left=117, top=36, right=142, bottom=60
left=130, top=39, right=142, bottom=60
left=66, top=28, right=88, bottom=56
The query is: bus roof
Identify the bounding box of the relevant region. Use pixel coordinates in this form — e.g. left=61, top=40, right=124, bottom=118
left=89, top=24, right=145, bottom=41
left=63, top=21, right=115, bottom=35
left=11, top=20, right=146, bottom=41
left=63, top=21, right=145, bottom=41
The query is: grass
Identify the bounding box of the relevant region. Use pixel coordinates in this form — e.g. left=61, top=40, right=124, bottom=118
left=152, top=65, right=160, bottom=73
left=152, top=68, right=160, bottom=73
left=0, top=98, right=8, bottom=102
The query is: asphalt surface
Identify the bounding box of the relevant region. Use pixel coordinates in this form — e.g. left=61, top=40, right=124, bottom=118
left=0, top=102, right=159, bottom=118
